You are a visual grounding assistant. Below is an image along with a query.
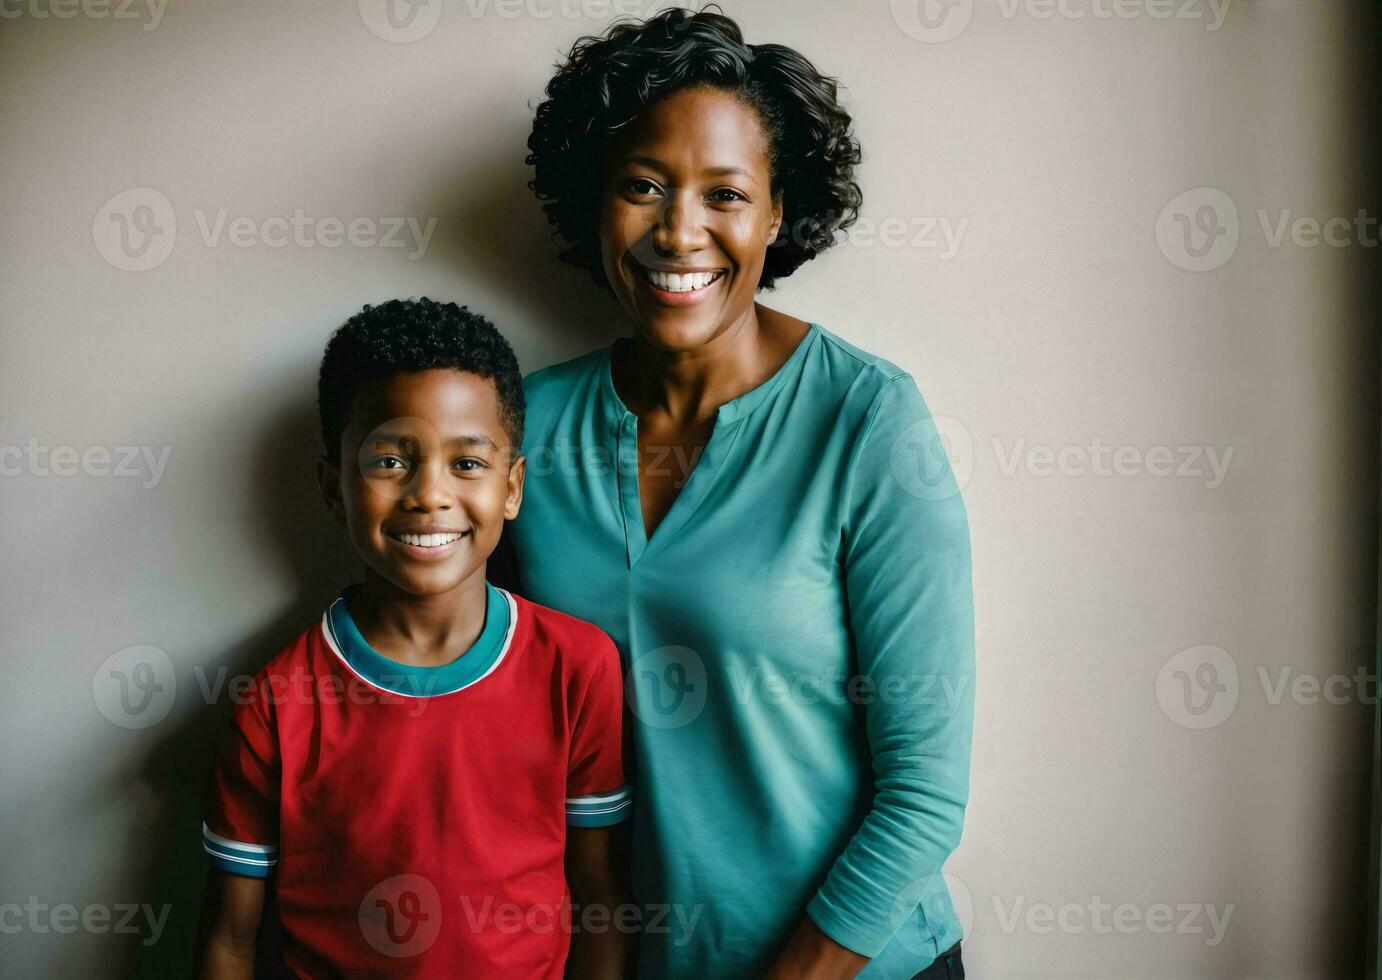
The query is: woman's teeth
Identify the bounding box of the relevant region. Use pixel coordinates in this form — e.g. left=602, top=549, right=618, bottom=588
left=391, top=532, right=465, bottom=548
left=642, top=269, right=725, bottom=292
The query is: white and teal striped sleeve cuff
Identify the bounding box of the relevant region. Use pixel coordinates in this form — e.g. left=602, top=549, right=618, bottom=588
left=202, top=822, right=278, bottom=878
left=565, top=785, right=633, bottom=828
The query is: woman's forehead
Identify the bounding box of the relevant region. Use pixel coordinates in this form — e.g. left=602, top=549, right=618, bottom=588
left=609, top=88, right=772, bottom=173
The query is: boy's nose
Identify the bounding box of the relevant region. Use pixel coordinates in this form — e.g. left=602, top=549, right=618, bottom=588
left=401, top=458, right=453, bottom=510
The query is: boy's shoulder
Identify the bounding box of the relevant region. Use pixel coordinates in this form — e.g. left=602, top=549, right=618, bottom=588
left=236, top=617, right=333, bottom=698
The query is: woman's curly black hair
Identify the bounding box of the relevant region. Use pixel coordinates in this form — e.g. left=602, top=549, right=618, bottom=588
left=526, top=5, right=862, bottom=291
left=318, top=298, right=525, bottom=463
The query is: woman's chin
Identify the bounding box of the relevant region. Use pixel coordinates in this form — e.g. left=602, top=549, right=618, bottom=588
left=630, top=305, right=729, bottom=353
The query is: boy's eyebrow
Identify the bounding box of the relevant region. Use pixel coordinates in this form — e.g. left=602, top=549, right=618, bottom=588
left=446, top=433, right=499, bottom=451
left=364, top=431, right=500, bottom=451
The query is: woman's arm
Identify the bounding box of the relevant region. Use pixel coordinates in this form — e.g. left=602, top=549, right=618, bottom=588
left=194, top=870, right=265, bottom=980
left=769, top=374, right=977, bottom=975
left=765, top=915, right=870, bottom=980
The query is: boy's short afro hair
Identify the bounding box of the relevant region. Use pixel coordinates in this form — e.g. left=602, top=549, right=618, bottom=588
left=525, top=4, right=863, bottom=291
left=317, top=298, right=525, bottom=463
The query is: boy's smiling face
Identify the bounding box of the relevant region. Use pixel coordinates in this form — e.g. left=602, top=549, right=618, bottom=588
left=318, top=368, right=523, bottom=598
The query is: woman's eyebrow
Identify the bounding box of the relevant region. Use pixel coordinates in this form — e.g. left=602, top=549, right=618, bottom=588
left=704, top=165, right=753, bottom=179
left=618, top=155, right=757, bottom=181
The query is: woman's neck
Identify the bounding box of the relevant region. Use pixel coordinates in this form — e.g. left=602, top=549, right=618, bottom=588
left=618, top=303, right=801, bottom=424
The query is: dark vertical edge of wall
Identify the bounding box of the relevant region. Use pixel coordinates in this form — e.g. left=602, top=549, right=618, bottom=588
left=1357, top=0, right=1382, bottom=975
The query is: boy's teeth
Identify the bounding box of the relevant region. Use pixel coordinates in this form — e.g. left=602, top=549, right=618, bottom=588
left=395, top=532, right=464, bottom=548
left=644, top=269, right=722, bottom=292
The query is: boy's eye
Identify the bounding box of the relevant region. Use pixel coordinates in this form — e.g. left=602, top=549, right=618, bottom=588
left=367, top=455, right=408, bottom=472
left=453, top=458, right=488, bottom=473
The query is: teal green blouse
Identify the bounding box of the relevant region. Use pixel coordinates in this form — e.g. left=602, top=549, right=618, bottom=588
left=506, top=322, right=975, bottom=978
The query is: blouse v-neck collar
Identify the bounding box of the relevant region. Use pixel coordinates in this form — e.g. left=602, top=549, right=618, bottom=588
left=597, top=322, right=821, bottom=567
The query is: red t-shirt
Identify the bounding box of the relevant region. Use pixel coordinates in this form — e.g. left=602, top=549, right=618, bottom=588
left=202, top=582, right=632, bottom=978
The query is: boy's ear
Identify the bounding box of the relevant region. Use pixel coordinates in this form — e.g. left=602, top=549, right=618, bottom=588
left=316, top=455, right=347, bottom=526
left=504, top=453, right=525, bottom=521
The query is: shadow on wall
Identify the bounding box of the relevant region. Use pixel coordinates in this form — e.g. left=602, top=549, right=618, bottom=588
left=120, top=390, right=357, bottom=978
left=1356, top=2, right=1382, bottom=979
left=112, top=111, right=628, bottom=978
left=428, top=122, right=628, bottom=363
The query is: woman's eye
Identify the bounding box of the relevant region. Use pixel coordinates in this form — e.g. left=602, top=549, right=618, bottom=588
left=709, top=188, right=746, bottom=203
left=627, top=178, right=662, bottom=196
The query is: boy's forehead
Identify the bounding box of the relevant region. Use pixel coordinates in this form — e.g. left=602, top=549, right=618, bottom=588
left=346, top=369, right=506, bottom=443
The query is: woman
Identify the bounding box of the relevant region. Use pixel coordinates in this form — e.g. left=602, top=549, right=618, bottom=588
left=506, top=9, right=973, bottom=979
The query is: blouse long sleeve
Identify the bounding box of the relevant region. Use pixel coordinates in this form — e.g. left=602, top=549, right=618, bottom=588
left=805, top=373, right=976, bottom=958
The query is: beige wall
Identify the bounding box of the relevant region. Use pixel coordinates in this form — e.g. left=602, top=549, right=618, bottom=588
left=1, top=1, right=1376, bottom=976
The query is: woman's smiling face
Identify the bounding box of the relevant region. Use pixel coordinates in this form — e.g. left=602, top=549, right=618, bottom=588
left=599, top=85, right=783, bottom=351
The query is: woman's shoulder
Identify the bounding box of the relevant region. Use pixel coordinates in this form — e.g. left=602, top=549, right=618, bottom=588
left=810, top=322, right=912, bottom=388
left=522, top=344, right=608, bottom=399
left=520, top=344, right=609, bottom=432
left=803, top=323, right=929, bottom=424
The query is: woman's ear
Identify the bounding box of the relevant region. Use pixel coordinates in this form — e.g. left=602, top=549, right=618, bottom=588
left=316, top=455, right=347, bottom=526
left=766, top=190, right=784, bottom=246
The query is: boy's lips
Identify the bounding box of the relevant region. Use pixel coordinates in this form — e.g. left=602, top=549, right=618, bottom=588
left=385, top=528, right=471, bottom=558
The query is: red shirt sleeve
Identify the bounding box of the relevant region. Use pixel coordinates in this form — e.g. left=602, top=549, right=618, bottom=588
left=202, top=672, right=281, bottom=876
left=564, top=628, right=633, bottom=827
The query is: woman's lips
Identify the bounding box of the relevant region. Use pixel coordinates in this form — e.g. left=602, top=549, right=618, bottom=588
left=633, top=263, right=727, bottom=307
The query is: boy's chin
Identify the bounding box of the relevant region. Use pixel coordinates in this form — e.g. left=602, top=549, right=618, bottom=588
left=369, top=561, right=477, bottom=598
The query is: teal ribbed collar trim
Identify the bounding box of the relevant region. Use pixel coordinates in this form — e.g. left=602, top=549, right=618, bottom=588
left=323, top=582, right=513, bottom=697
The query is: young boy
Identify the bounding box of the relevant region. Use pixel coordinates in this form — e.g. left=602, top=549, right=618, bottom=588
left=195, top=299, right=633, bottom=978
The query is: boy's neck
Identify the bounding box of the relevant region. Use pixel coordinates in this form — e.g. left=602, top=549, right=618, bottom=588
left=346, top=565, right=491, bottom=669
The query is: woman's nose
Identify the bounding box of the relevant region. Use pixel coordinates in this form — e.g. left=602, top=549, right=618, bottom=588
left=652, top=189, right=709, bottom=255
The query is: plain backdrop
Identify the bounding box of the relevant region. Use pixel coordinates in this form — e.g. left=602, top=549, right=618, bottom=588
left=1, top=1, right=1378, bottom=977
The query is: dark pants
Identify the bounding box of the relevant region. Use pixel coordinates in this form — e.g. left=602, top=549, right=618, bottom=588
left=910, top=939, right=964, bottom=979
